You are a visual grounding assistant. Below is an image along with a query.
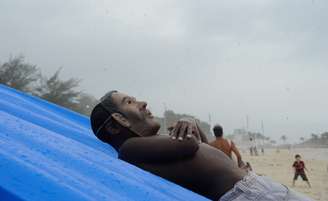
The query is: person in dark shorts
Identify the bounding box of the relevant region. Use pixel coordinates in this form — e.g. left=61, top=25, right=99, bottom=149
left=292, top=154, right=311, bottom=187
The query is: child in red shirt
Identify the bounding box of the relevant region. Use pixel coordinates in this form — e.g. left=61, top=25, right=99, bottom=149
left=292, top=154, right=311, bottom=187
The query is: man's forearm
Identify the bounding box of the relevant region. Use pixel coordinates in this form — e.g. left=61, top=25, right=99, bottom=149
left=119, top=136, right=199, bottom=163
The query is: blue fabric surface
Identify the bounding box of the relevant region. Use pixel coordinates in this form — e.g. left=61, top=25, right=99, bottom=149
left=0, top=84, right=209, bottom=201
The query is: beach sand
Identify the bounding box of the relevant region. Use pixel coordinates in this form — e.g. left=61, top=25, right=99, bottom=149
left=241, top=148, right=328, bottom=201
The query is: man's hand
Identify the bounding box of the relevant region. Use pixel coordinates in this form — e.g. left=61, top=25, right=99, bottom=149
left=169, top=118, right=202, bottom=143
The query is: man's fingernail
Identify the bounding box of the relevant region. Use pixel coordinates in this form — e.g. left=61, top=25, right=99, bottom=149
left=178, top=137, right=183, bottom=141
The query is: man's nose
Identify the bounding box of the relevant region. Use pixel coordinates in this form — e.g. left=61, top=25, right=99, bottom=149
left=139, top=101, right=147, bottom=109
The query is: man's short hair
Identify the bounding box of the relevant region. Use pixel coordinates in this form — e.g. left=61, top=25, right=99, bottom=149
left=295, top=154, right=301, bottom=159
left=213, top=125, right=223, bottom=137
left=90, top=90, right=119, bottom=143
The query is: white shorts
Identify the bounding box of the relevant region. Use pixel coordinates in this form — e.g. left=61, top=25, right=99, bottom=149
left=220, top=172, right=313, bottom=201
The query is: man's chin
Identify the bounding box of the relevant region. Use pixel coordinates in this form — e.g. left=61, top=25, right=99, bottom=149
left=150, top=123, right=160, bottom=135
left=146, top=121, right=161, bottom=136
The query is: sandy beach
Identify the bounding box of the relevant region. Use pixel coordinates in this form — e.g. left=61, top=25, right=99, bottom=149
left=241, top=148, right=328, bottom=201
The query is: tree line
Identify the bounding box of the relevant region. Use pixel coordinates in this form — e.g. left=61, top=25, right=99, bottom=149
left=0, top=56, right=98, bottom=116
left=297, top=132, right=328, bottom=148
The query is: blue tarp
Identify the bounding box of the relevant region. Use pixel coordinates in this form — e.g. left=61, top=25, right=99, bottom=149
left=0, top=84, right=209, bottom=201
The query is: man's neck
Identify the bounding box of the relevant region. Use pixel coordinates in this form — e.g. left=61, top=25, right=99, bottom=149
left=113, top=129, right=139, bottom=151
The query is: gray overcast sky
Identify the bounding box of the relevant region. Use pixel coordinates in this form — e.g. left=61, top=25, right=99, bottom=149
left=1, top=0, right=327, bottom=142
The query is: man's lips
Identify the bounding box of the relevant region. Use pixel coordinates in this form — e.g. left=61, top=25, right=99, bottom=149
left=140, top=107, right=154, bottom=118
left=146, top=109, right=153, bottom=118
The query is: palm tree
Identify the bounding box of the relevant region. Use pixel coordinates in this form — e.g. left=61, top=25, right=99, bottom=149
left=280, top=135, right=287, bottom=144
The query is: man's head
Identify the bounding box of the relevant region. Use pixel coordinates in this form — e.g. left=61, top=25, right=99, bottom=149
left=213, top=124, right=223, bottom=138
left=90, top=90, right=160, bottom=150
left=295, top=154, right=301, bottom=161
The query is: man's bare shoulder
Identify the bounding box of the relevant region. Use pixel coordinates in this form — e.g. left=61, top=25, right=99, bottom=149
left=209, top=138, right=227, bottom=144
left=209, top=139, right=217, bottom=147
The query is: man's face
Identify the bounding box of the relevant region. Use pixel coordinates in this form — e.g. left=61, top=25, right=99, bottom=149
left=296, top=156, right=301, bottom=161
left=111, top=92, right=160, bottom=136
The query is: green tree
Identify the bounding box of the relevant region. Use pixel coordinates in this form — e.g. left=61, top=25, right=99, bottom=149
left=0, top=56, right=39, bottom=92
left=35, top=68, right=81, bottom=111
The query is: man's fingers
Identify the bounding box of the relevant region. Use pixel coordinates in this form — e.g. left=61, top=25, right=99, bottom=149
left=195, top=121, right=205, bottom=142
left=171, top=128, right=177, bottom=139
left=171, top=122, right=182, bottom=139
left=168, top=127, right=173, bottom=136
left=178, top=122, right=188, bottom=141
left=170, top=119, right=196, bottom=141
left=192, top=125, right=201, bottom=142
left=186, top=123, right=193, bottom=139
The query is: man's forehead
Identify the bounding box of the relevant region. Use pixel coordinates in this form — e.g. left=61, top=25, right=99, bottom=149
left=111, top=92, right=131, bottom=104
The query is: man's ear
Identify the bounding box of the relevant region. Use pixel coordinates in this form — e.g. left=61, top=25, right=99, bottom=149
left=111, top=113, right=131, bottom=128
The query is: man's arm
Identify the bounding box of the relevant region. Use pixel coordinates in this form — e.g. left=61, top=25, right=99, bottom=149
left=231, top=141, right=244, bottom=168
left=119, top=135, right=199, bottom=163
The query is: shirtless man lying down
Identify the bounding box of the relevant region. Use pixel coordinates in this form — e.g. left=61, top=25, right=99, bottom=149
left=90, top=90, right=312, bottom=201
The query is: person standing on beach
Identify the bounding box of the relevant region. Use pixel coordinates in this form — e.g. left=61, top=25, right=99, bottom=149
left=249, top=137, right=258, bottom=156
left=209, top=125, right=244, bottom=168
left=292, top=154, right=311, bottom=187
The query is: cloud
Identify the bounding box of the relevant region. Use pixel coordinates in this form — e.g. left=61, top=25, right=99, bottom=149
left=0, top=0, right=327, bottom=141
